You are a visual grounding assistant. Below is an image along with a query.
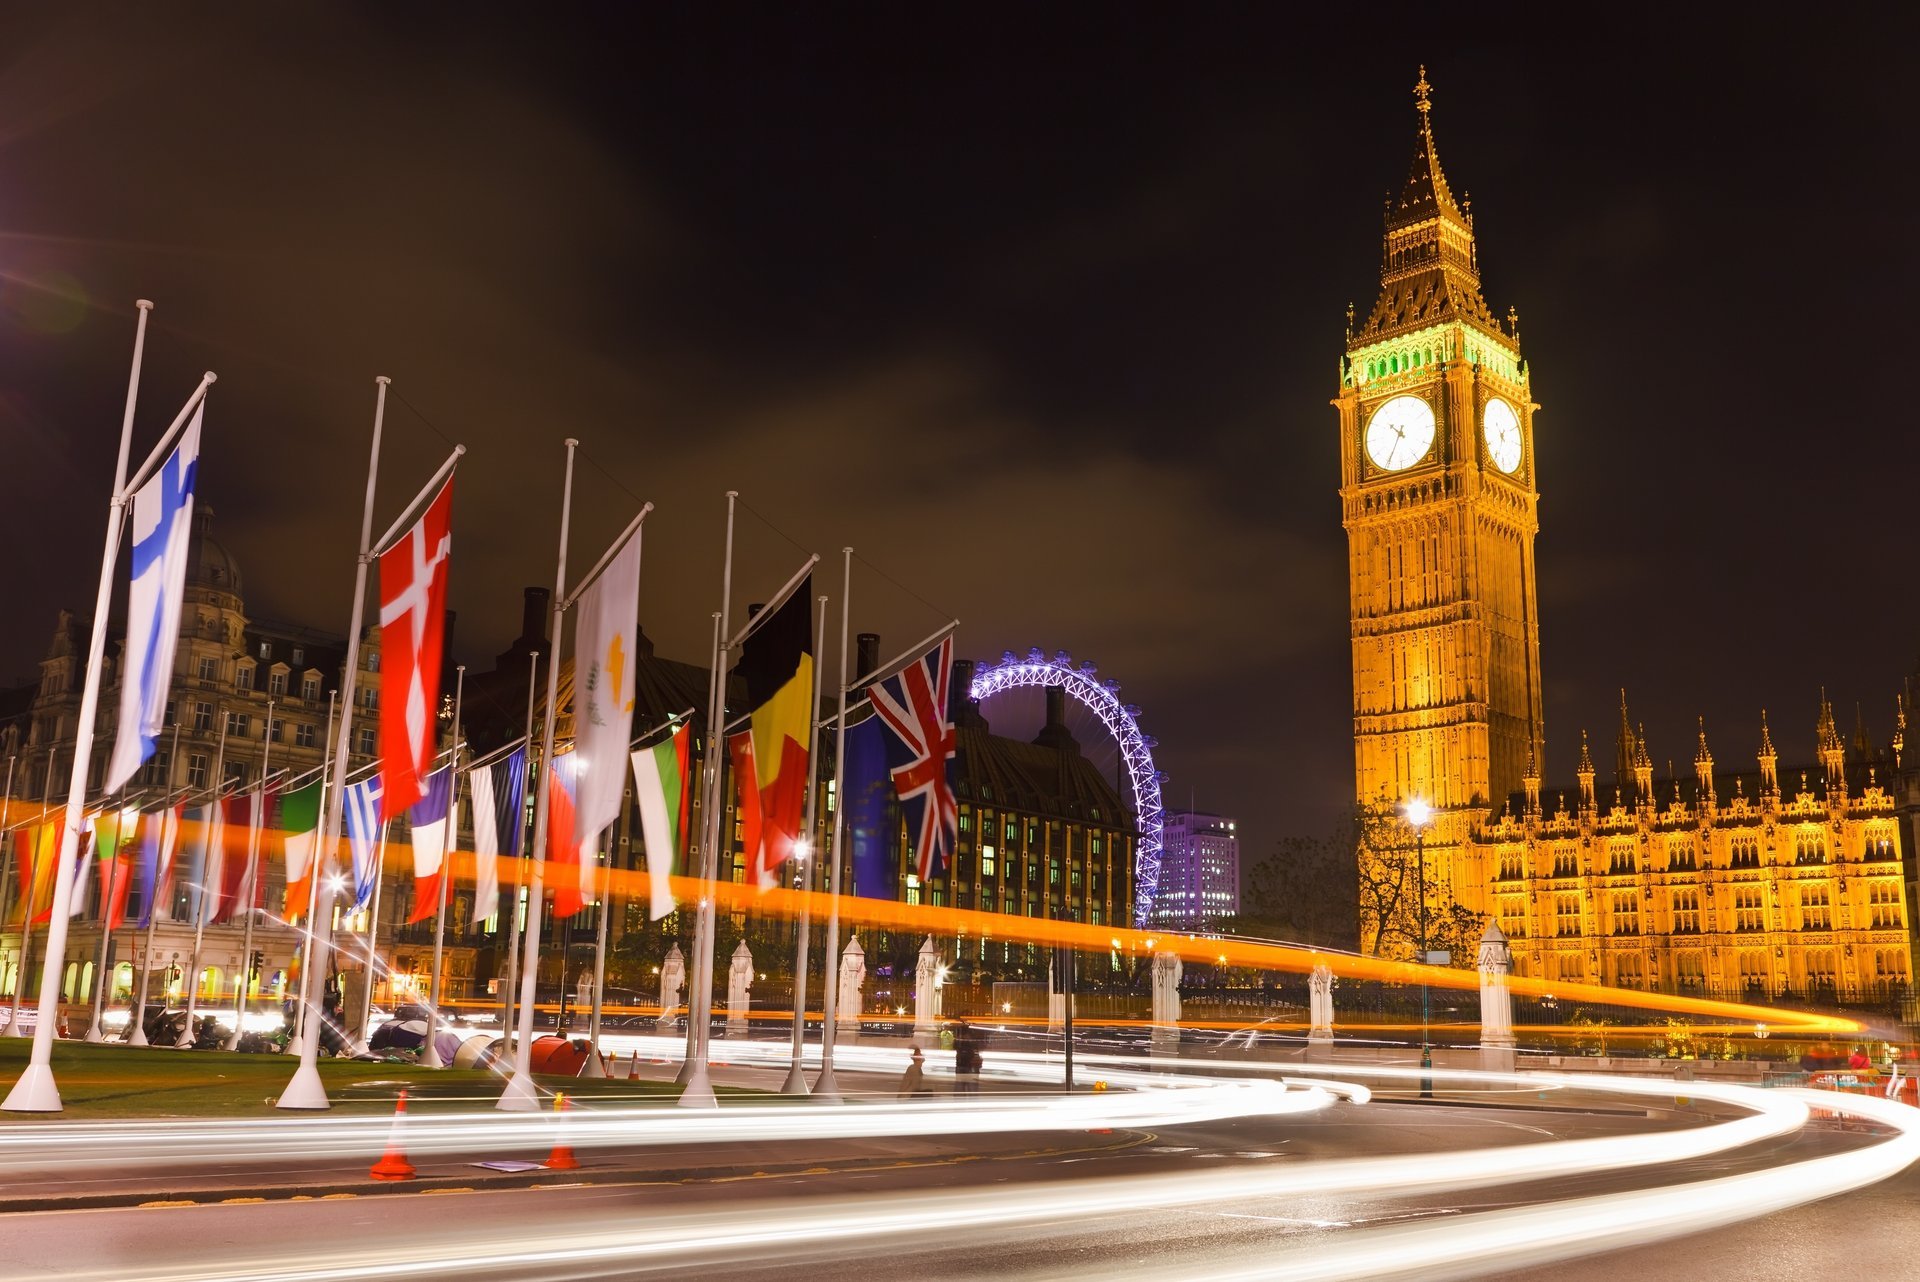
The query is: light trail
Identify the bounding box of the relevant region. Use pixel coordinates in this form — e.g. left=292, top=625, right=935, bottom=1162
left=0, top=1038, right=1335, bottom=1174
left=21, top=1071, right=1861, bottom=1282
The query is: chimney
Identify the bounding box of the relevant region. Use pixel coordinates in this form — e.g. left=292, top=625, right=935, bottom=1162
left=1033, top=684, right=1080, bottom=752
left=949, top=658, right=986, bottom=729
left=856, top=633, right=880, bottom=681
left=520, top=587, right=551, bottom=647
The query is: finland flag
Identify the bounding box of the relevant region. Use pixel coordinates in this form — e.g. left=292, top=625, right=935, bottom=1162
left=105, top=404, right=202, bottom=794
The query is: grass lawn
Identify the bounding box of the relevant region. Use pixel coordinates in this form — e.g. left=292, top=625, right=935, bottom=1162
left=0, top=1039, right=763, bottom=1120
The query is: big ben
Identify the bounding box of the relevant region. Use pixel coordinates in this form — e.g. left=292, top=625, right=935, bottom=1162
left=1337, top=68, right=1543, bottom=931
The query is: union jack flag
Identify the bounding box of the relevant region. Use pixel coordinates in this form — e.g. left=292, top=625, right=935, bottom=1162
left=869, top=636, right=958, bottom=882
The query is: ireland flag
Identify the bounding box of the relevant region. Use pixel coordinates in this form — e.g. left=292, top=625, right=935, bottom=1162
left=630, top=722, right=689, bottom=920
left=280, top=780, right=323, bottom=921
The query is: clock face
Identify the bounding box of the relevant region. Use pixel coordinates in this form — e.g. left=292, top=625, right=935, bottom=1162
left=1365, top=395, right=1436, bottom=472
left=1482, top=397, right=1522, bottom=473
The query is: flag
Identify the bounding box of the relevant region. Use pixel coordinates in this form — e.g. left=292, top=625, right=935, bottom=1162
left=377, top=477, right=454, bottom=819
left=868, top=636, right=959, bottom=882
left=405, top=768, right=455, bottom=925
left=92, top=808, right=138, bottom=930
left=71, top=817, right=98, bottom=920
left=280, top=780, right=323, bottom=921
left=844, top=710, right=898, bottom=900
left=544, top=749, right=588, bottom=918
left=14, top=823, right=57, bottom=925
left=344, top=776, right=384, bottom=912
left=631, top=722, right=690, bottom=920
left=731, top=577, right=813, bottom=889
left=181, top=803, right=224, bottom=926
left=469, top=748, right=526, bottom=926
left=104, top=405, right=202, bottom=794
left=571, top=529, right=641, bottom=877
left=133, top=805, right=183, bottom=928
left=214, top=791, right=261, bottom=924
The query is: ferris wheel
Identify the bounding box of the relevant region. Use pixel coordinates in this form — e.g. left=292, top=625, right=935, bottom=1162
left=967, top=648, right=1166, bottom=927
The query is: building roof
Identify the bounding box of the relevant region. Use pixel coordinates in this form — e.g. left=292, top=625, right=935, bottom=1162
left=1354, top=68, right=1506, bottom=347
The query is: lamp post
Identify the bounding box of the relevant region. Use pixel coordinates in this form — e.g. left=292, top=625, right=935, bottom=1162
left=1405, top=797, right=1433, bottom=1099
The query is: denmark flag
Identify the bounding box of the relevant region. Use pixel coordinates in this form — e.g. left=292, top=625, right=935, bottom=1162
left=378, top=477, right=454, bottom=819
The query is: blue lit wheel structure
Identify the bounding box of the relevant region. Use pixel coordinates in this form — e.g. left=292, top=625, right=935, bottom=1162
left=967, top=648, right=1166, bottom=927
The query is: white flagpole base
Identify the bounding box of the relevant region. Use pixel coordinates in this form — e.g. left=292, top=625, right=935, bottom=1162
left=84, top=1022, right=105, bottom=1043
left=497, top=1070, right=541, bottom=1112
left=422, top=1031, right=444, bottom=1069
left=779, top=1061, right=811, bottom=1095
left=811, top=1065, right=844, bottom=1104
left=4, top=1019, right=25, bottom=1038
left=127, top=1023, right=148, bottom=1046
left=276, top=1062, right=331, bottom=1110
left=2, top=1062, right=63, bottom=1112
left=673, top=1055, right=695, bottom=1086
left=174, top=1024, right=195, bottom=1049
left=579, top=1046, right=606, bottom=1078
left=677, top=1061, right=717, bottom=1108
left=223, top=1028, right=241, bottom=1051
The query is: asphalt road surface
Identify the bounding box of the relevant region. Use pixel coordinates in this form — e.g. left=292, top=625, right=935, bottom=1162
left=2, top=1094, right=1905, bottom=1281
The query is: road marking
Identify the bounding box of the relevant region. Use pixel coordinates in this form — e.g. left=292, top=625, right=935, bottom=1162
left=219, top=1197, right=266, bottom=1205
left=137, top=1200, right=196, bottom=1209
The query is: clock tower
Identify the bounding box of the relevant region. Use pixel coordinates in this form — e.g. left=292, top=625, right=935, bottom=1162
left=1336, top=69, right=1543, bottom=930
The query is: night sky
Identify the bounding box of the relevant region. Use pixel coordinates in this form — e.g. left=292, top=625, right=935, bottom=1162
left=1, top=8, right=1915, bottom=854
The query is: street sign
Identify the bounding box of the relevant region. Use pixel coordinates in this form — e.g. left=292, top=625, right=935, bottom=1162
left=1424, top=950, right=1451, bottom=966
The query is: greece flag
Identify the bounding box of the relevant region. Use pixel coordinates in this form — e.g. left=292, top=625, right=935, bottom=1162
left=105, top=404, right=203, bottom=794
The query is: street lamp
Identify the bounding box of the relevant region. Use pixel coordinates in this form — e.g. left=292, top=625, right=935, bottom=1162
left=1404, top=797, right=1433, bottom=1099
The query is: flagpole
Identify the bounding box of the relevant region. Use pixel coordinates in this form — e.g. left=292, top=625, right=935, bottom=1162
left=422, top=666, right=464, bottom=1069
left=297, top=692, right=337, bottom=1053
left=4, top=303, right=161, bottom=1111
left=350, top=816, right=389, bottom=1055
left=500, top=440, right=578, bottom=1112
left=177, top=716, right=229, bottom=1048
left=280, top=376, right=389, bottom=1111
left=225, top=702, right=272, bottom=1050
left=5, top=755, right=58, bottom=1038
left=0, top=755, right=14, bottom=1028
left=679, top=491, right=737, bottom=1109
left=779, top=593, right=830, bottom=1095
left=499, top=650, right=538, bottom=1050
left=679, top=611, right=720, bottom=1082
left=585, top=827, right=610, bottom=1070
left=84, top=787, right=128, bottom=1042
left=813, top=547, right=854, bottom=1103
left=127, top=724, right=182, bottom=1045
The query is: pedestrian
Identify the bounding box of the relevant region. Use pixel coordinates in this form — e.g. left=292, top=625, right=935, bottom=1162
left=898, top=1046, right=930, bottom=1099
left=1848, top=1045, right=1870, bottom=1072
left=954, top=1019, right=982, bottom=1095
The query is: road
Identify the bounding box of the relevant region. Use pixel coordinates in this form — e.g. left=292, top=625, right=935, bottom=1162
left=1, top=1089, right=1906, bottom=1281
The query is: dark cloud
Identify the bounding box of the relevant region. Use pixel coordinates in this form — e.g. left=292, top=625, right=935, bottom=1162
left=0, top=8, right=1915, bottom=855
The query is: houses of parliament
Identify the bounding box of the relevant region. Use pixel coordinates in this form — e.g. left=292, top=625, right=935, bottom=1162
left=1338, top=71, right=1915, bottom=1001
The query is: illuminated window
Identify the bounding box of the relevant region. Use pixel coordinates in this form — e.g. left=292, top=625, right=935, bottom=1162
left=1672, top=890, right=1700, bottom=934
left=1729, top=836, right=1760, bottom=870
left=1734, top=887, right=1764, bottom=932
left=1869, top=881, right=1903, bottom=930
left=1799, top=884, right=1831, bottom=931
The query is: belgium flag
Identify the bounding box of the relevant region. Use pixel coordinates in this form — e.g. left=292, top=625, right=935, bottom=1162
left=729, top=577, right=813, bottom=889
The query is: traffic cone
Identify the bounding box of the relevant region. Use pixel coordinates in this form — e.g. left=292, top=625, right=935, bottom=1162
left=626, top=1050, right=640, bottom=1081
left=544, top=1091, right=581, bottom=1171
left=368, top=1090, right=418, bottom=1181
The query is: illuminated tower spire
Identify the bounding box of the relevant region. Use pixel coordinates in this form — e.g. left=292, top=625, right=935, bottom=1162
left=1576, top=730, right=1596, bottom=815
left=1632, top=723, right=1654, bottom=804
left=1522, top=737, right=1541, bottom=817
left=1694, top=716, right=1716, bottom=809
left=1359, top=67, right=1501, bottom=343
left=1758, top=709, right=1779, bottom=801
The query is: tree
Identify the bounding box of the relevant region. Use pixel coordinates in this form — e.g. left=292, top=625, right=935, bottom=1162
left=1355, top=798, right=1483, bottom=966
left=1234, top=818, right=1361, bottom=951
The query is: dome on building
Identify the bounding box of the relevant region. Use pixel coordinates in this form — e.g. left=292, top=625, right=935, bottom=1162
left=186, top=506, right=243, bottom=596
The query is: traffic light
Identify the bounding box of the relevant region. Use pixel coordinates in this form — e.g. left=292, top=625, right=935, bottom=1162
left=250, top=950, right=264, bottom=978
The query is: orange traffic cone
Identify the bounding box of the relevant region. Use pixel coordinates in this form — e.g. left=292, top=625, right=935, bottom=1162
left=369, top=1090, right=418, bottom=1181
left=544, top=1091, right=581, bottom=1171
left=626, top=1051, right=640, bottom=1081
